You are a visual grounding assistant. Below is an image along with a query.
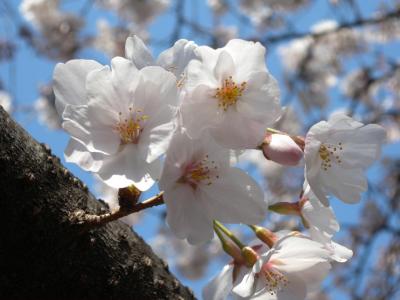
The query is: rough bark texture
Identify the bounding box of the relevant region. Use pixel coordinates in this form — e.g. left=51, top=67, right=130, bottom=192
left=0, top=107, right=195, bottom=300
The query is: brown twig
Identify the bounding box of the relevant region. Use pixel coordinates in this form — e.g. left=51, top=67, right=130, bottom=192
left=70, top=192, right=165, bottom=229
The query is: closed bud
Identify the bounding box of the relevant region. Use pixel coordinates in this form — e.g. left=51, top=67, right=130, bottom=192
left=241, top=246, right=259, bottom=267
left=222, top=239, right=244, bottom=264
left=250, top=225, right=278, bottom=248
left=261, top=133, right=303, bottom=166
left=268, top=201, right=300, bottom=216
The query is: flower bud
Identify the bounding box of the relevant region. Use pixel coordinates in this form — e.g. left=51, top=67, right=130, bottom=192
left=251, top=225, right=278, bottom=248
left=241, top=246, right=259, bottom=267
left=268, top=201, right=300, bottom=216
left=261, top=133, right=303, bottom=166
left=222, top=239, right=244, bottom=264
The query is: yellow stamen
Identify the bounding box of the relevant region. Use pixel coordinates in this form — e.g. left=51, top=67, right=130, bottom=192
left=215, top=76, right=246, bottom=111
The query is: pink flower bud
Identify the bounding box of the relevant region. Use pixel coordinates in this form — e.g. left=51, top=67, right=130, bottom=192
left=262, top=133, right=303, bottom=166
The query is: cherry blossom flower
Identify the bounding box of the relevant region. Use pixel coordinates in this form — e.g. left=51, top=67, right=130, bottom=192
left=233, top=235, right=331, bottom=300
left=159, top=130, right=267, bottom=244
left=203, top=242, right=268, bottom=300
left=54, top=57, right=179, bottom=190
left=204, top=235, right=330, bottom=300
left=181, top=39, right=281, bottom=149
left=305, top=113, right=386, bottom=205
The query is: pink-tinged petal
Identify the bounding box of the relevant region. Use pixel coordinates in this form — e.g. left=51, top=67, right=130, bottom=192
left=210, top=111, right=266, bottom=149
left=125, top=36, right=154, bottom=69
left=199, top=168, right=267, bottom=224
left=164, top=183, right=213, bottom=244
left=262, top=134, right=303, bottom=166
left=237, top=71, right=281, bottom=124
left=202, top=264, right=234, bottom=300
left=97, top=144, right=160, bottom=190
left=53, top=59, right=102, bottom=115
left=232, top=270, right=256, bottom=298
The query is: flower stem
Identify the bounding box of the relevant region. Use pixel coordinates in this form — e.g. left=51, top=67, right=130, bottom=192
left=213, top=220, right=245, bottom=249
left=70, top=192, right=165, bottom=230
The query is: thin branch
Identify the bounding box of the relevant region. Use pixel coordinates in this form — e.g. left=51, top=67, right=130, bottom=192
left=70, top=192, right=165, bottom=229
left=263, top=8, right=400, bottom=44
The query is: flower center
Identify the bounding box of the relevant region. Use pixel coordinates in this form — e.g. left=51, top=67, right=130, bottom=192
left=215, top=76, right=246, bottom=111
left=260, top=264, right=289, bottom=295
left=115, top=107, right=148, bottom=144
left=319, top=142, right=343, bottom=171
left=180, top=155, right=219, bottom=189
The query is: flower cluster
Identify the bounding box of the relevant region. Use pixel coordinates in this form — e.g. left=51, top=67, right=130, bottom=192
left=53, top=36, right=386, bottom=299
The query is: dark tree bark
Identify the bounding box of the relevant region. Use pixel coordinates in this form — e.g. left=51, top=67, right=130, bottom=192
left=0, top=107, right=195, bottom=300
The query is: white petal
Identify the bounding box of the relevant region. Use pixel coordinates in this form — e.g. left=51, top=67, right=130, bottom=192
left=301, top=198, right=339, bottom=241
left=157, top=39, right=198, bottom=78
left=199, top=168, right=267, bottom=224
left=214, top=50, right=235, bottom=82
left=202, top=264, right=234, bottom=300
left=320, top=166, right=367, bottom=203
left=181, top=84, right=222, bottom=139
left=64, top=138, right=103, bottom=172
left=97, top=144, right=160, bottom=190
left=327, top=241, right=353, bottom=262
left=53, top=59, right=102, bottom=115
left=125, top=36, right=154, bottom=69
left=271, top=236, right=330, bottom=274
left=210, top=111, right=266, bottom=149
left=275, top=273, right=307, bottom=300
left=236, top=70, right=281, bottom=124
left=164, top=183, right=213, bottom=244
left=232, top=270, right=256, bottom=298
left=185, top=53, right=219, bottom=92
left=224, top=39, right=267, bottom=79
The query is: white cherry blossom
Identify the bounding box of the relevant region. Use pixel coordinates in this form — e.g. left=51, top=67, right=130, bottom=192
left=233, top=235, right=331, bottom=300
left=159, top=130, right=267, bottom=244
left=181, top=39, right=281, bottom=149
left=304, top=113, right=386, bottom=205
left=203, top=243, right=267, bottom=300
left=54, top=57, right=178, bottom=190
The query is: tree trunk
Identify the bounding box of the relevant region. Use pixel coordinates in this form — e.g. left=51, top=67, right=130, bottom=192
left=0, top=107, right=195, bottom=300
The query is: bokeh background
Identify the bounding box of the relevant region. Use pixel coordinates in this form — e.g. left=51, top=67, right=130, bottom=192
left=1, top=0, right=399, bottom=299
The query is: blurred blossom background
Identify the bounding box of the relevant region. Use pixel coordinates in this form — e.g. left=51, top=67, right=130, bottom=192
left=1, top=0, right=400, bottom=298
